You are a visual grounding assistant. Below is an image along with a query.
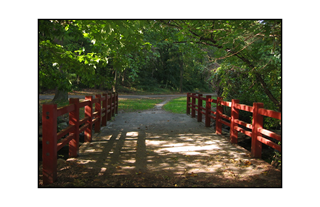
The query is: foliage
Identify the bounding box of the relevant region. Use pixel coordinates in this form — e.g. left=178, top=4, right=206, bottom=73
left=159, top=20, right=281, bottom=112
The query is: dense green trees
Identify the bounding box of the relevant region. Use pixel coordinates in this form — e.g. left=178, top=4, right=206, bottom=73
left=39, top=19, right=281, bottom=120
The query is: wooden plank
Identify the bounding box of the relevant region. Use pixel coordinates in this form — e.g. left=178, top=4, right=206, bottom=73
left=57, top=134, right=75, bottom=151
left=220, top=113, right=231, bottom=121
left=258, top=128, right=281, bottom=141
left=235, top=126, right=252, bottom=137
left=219, top=119, right=230, bottom=127
left=257, top=136, right=281, bottom=152
left=208, top=98, right=217, bottom=103
left=221, top=101, right=231, bottom=107
left=57, top=104, right=75, bottom=117
left=79, top=116, right=89, bottom=126
left=57, top=125, right=75, bottom=140
left=79, top=100, right=90, bottom=108
left=258, top=108, right=281, bottom=120
left=234, top=119, right=252, bottom=129
left=234, top=103, right=253, bottom=113
left=79, top=123, right=89, bottom=133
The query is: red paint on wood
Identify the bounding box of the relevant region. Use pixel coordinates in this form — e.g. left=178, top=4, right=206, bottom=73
left=57, top=125, right=75, bottom=140
left=115, top=92, right=118, bottom=114
left=235, top=126, right=252, bottom=137
left=107, top=93, right=112, bottom=121
left=258, top=128, right=281, bottom=141
left=205, top=95, right=211, bottom=127
left=234, top=119, right=253, bottom=130
left=84, top=96, right=93, bottom=142
left=191, top=93, right=196, bottom=118
left=258, top=108, right=281, bottom=120
left=57, top=104, right=75, bottom=117
left=69, top=98, right=79, bottom=157
left=102, top=93, right=107, bottom=126
left=230, top=99, right=239, bottom=144
left=257, top=136, right=281, bottom=152
left=216, top=97, right=223, bottom=134
left=95, top=95, right=101, bottom=133
left=42, top=104, right=58, bottom=185
left=252, top=102, right=264, bottom=158
left=57, top=134, right=75, bottom=152
left=197, top=94, right=203, bottom=122
left=234, top=103, right=253, bottom=113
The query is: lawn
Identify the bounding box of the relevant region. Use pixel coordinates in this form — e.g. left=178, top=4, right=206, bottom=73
left=163, top=96, right=217, bottom=114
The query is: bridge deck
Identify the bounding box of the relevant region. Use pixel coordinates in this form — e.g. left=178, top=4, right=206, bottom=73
left=67, top=109, right=279, bottom=183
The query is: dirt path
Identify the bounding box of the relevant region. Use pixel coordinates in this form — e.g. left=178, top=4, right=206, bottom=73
left=40, top=97, right=281, bottom=187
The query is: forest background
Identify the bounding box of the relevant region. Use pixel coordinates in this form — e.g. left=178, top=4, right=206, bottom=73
left=39, top=19, right=282, bottom=129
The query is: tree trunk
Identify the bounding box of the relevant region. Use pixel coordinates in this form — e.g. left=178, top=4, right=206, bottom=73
left=52, top=87, right=68, bottom=103
left=179, top=57, right=184, bottom=93
left=112, top=70, right=118, bottom=92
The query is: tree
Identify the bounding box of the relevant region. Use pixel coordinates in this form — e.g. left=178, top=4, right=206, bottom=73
left=159, top=20, right=281, bottom=112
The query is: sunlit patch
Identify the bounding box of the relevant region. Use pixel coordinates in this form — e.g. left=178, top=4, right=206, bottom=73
left=156, top=145, right=221, bottom=153
left=184, top=151, right=201, bottom=155
left=126, top=131, right=139, bottom=137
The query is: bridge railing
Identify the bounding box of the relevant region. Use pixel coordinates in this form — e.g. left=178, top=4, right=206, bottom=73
left=186, top=93, right=281, bottom=158
left=41, top=92, right=118, bottom=185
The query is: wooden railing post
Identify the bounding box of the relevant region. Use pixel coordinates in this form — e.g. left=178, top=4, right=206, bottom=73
left=107, top=93, right=112, bottom=121
left=69, top=98, right=79, bottom=158
left=115, top=92, right=118, bottom=114
left=205, top=95, right=211, bottom=127
left=230, top=99, right=239, bottom=144
left=85, top=96, right=93, bottom=142
left=252, top=102, right=264, bottom=158
left=95, top=94, right=101, bottom=133
left=102, top=93, right=107, bottom=126
left=191, top=93, right=196, bottom=118
left=186, top=93, right=191, bottom=115
left=42, top=104, right=58, bottom=185
left=197, top=94, right=203, bottom=122
left=112, top=92, right=115, bottom=117
left=216, top=97, right=223, bottom=134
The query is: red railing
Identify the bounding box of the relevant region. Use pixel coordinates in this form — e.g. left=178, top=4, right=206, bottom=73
left=186, top=93, right=281, bottom=158
left=41, top=92, right=118, bottom=185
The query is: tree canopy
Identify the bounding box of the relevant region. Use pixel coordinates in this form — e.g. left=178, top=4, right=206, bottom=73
left=39, top=19, right=281, bottom=116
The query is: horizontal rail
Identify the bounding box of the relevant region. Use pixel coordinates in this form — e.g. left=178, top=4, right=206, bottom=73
left=258, top=128, right=281, bottom=141
left=221, top=101, right=231, bottom=107
left=210, top=111, right=216, bottom=115
left=234, top=126, right=252, bottom=137
left=234, top=103, right=253, bottom=113
left=93, top=111, right=98, bottom=116
left=258, top=108, right=281, bottom=120
left=219, top=119, right=230, bottom=127
left=257, top=136, right=281, bottom=152
left=220, top=113, right=231, bottom=121
left=79, top=100, right=90, bottom=108
left=57, top=104, right=75, bottom=117
left=209, top=115, right=216, bottom=119
left=57, top=125, right=75, bottom=140
left=57, top=134, right=75, bottom=151
left=208, top=98, right=217, bottom=103
left=200, top=97, right=206, bottom=100
left=92, top=98, right=99, bottom=103
left=79, top=123, right=89, bottom=133
left=234, top=119, right=252, bottom=130
left=200, top=110, right=206, bottom=115
left=79, top=116, right=89, bottom=126
left=92, top=117, right=98, bottom=124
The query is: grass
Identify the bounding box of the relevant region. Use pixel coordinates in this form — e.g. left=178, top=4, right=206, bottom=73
left=118, top=98, right=163, bottom=112
left=163, top=96, right=217, bottom=114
